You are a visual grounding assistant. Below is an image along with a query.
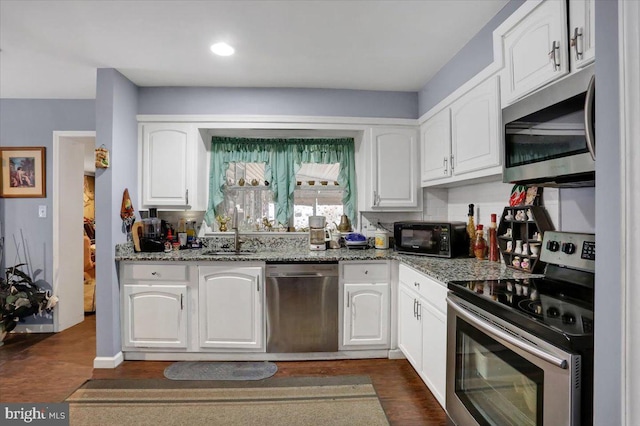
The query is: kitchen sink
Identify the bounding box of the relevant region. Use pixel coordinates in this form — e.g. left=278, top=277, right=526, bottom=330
left=202, top=250, right=256, bottom=256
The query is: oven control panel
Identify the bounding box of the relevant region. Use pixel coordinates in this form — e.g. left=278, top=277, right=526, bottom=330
left=540, top=231, right=595, bottom=272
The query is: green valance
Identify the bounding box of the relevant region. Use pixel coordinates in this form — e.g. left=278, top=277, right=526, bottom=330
left=204, top=137, right=357, bottom=228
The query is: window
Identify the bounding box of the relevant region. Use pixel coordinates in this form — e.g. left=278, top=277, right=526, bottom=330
left=220, top=162, right=344, bottom=231
left=205, top=137, right=356, bottom=232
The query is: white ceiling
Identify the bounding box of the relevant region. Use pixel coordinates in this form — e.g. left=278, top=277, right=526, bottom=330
left=0, top=0, right=508, bottom=99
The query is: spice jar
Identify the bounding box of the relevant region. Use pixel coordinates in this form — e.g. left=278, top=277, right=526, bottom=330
left=474, top=224, right=487, bottom=260
left=375, top=229, right=389, bottom=249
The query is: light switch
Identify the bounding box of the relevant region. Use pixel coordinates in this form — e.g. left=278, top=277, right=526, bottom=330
left=38, top=205, right=47, bottom=218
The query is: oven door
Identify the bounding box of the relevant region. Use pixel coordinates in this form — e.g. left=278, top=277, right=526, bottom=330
left=446, top=295, right=581, bottom=426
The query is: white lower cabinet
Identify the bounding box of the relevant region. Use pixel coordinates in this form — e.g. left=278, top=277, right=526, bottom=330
left=121, top=263, right=192, bottom=349
left=340, top=261, right=390, bottom=349
left=198, top=265, right=264, bottom=351
left=398, top=264, right=447, bottom=408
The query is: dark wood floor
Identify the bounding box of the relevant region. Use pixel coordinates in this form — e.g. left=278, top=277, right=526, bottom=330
left=0, top=315, right=447, bottom=425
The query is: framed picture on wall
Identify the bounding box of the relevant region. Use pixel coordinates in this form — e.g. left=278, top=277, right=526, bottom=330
left=0, top=147, right=46, bottom=198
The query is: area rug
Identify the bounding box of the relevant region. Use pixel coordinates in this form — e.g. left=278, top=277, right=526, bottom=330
left=163, top=361, right=278, bottom=381
left=66, top=376, right=389, bottom=425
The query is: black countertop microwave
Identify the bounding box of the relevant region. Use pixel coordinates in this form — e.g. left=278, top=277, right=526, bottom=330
left=394, top=221, right=468, bottom=258
left=503, top=64, right=595, bottom=187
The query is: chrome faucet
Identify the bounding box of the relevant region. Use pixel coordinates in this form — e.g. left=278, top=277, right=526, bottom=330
left=231, top=206, right=243, bottom=253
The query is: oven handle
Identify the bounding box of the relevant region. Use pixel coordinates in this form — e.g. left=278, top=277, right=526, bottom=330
left=447, top=297, right=568, bottom=369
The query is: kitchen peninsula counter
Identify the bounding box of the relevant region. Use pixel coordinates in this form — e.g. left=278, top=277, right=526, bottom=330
left=115, top=244, right=539, bottom=284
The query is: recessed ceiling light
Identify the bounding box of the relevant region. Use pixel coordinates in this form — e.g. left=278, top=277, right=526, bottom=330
left=210, top=42, right=235, bottom=56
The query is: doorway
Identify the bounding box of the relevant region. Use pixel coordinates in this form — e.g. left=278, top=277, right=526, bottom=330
left=53, top=131, right=96, bottom=333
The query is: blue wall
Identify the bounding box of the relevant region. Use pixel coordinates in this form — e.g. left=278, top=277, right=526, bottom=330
left=417, top=0, right=525, bottom=115
left=139, top=87, right=418, bottom=118
left=94, top=69, right=139, bottom=360
left=0, top=99, right=95, bottom=325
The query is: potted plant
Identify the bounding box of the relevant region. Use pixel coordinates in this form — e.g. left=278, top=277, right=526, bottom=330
left=0, top=263, right=58, bottom=345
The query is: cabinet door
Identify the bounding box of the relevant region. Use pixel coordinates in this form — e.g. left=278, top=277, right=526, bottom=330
left=370, top=127, right=419, bottom=208
left=420, top=108, right=452, bottom=183
left=420, top=300, right=447, bottom=408
left=123, top=284, right=187, bottom=348
left=343, top=283, right=389, bottom=348
left=141, top=123, right=193, bottom=207
left=198, top=266, right=264, bottom=350
left=398, top=284, right=422, bottom=370
left=451, top=76, right=501, bottom=176
left=569, top=0, right=595, bottom=69
left=502, top=0, right=568, bottom=103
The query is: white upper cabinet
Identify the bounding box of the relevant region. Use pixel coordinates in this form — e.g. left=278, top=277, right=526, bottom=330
left=369, top=127, right=420, bottom=209
left=140, top=123, right=202, bottom=209
left=420, top=109, right=451, bottom=182
left=421, top=76, right=501, bottom=187
left=501, top=0, right=568, bottom=104
left=569, top=0, right=595, bottom=69
left=450, top=76, right=501, bottom=176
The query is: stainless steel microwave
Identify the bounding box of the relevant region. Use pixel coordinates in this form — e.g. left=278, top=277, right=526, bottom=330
left=393, top=221, right=468, bottom=258
left=503, top=65, right=595, bottom=187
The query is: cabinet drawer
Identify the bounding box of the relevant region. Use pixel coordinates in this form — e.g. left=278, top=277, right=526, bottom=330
left=123, top=263, right=190, bottom=282
left=399, top=265, right=447, bottom=313
left=342, top=262, right=389, bottom=282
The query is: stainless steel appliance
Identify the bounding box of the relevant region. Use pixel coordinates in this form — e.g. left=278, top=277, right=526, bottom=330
left=393, top=221, right=468, bottom=258
left=265, top=263, right=338, bottom=353
left=503, top=65, right=595, bottom=187
left=308, top=215, right=327, bottom=251
left=446, top=231, right=595, bottom=426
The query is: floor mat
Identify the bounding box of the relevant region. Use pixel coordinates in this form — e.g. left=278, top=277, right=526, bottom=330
left=163, top=361, right=278, bottom=380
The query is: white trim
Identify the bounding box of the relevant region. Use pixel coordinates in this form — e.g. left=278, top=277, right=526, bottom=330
left=136, top=114, right=417, bottom=126
left=620, top=2, right=640, bottom=425
left=12, top=324, right=55, bottom=333
left=52, top=131, right=96, bottom=333
left=122, top=350, right=390, bottom=362
left=93, top=352, right=124, bottom=369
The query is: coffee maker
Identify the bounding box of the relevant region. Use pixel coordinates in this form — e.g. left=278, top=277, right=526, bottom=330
left=131, top=213, right=164, bottom=252
left=308, top=216, right=327, bottom=251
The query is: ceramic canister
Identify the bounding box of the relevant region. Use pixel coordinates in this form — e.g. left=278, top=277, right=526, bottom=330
left=375, top=229, right=389, bottom=249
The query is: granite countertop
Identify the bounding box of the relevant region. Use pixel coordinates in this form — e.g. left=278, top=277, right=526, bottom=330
left=116, top=246, right=539, bottom=284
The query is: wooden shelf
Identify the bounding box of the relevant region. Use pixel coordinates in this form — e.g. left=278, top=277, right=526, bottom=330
left=497, top=205, right=553, bottom=273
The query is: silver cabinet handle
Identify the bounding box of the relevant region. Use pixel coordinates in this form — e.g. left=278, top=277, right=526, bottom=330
left=151, top=271, right=158, bottom=276
left=364, top=270, right=368, bottom=275
left=447, top=296, right=568, bottom=369
left=416, top=301, right=421, bottom=320
left=570, top=27, right=583, bottom=60
left=347, top=292, right=350, bottom=308
left=257, top=280, right=260, bottom=292
left=584, top=75, right=596, bottom=161
left=180, top=293, right=184, bottom=310
left=185, top=189, right=189, bottom=205
left=414, top=281, right=420, bottom=288
left=450, top=155, right=454, bottom=172
left=373, top=190, right=378, bottom=206
left=548, top=41, right=561, bottom=71
left=443, top=157, right=448, bottom=175
left=413, top=299, right=417, bottom=318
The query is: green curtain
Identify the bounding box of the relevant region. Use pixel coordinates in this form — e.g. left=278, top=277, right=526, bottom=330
left=204, top=137, right=357, bottom=228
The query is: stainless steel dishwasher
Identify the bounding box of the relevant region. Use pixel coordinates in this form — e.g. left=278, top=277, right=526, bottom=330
left=265, top=262, right=339, bottom=353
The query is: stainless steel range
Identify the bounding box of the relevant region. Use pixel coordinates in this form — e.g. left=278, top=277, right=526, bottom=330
left=446, top=231, right=595, bottom=426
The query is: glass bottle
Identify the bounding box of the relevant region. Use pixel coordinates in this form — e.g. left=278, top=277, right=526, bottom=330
left=467, top=204, right=476, bottom=257
left=186, top=220, right=196, bottom=245
left=474, top=224, right=487, bottom=260
left=488, top=213, right=500, bottom=262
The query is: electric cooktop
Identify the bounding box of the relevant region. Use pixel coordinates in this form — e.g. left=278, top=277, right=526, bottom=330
left=448, top=231, right=595, bottom=353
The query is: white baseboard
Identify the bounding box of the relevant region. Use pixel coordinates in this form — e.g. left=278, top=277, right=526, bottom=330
left=12, top=324, right=55, bottom=333
left=387, top=349, right=406, bottom=360
left=93, top=352, right=124, bottom=369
